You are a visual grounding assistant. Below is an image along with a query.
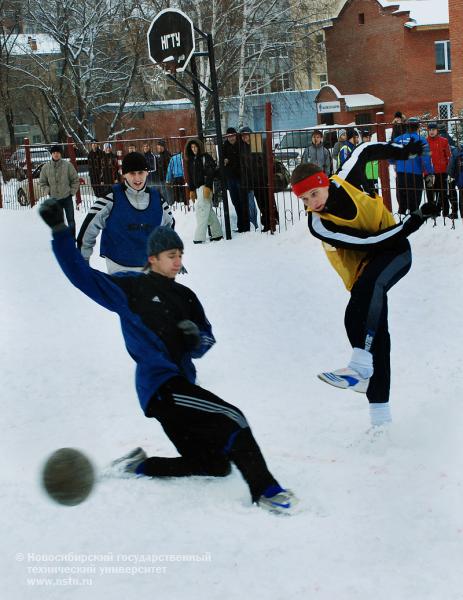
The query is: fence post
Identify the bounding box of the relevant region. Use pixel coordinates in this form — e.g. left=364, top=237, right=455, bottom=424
left=24, top=137, right=36, bottom=207
left=265, top=101, right=276, bottom=231
left=375, top=111, right=392, bottom=211
left=67, top=135, right=82, bottom=208
left=115, top=136, right=124, bottom=181
left=178, top=128, right=189, bottom=208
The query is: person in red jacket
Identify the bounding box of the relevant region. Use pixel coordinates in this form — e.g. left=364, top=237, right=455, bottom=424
left=425, top=122, right=451, bottom=217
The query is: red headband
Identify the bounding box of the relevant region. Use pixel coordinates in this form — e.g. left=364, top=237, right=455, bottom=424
left=292, top=172, right=330, bottom=197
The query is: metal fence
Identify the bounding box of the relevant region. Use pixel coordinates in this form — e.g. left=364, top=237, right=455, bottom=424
left=1, top=119, right=462, bottom=232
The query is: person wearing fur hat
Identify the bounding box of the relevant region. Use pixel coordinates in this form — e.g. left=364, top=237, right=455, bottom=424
left=77, top=151, right=174, bottom=274
left=184, top=138, right=223, bottom=243
left=39, top=144, right=80, bottom=237
left=290, top=138, right=440, bottom=430
left=38, top=209, right=298, bottom=514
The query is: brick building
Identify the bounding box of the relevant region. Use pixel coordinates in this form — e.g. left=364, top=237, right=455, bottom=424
left=316, top=0, right=453, bottom=126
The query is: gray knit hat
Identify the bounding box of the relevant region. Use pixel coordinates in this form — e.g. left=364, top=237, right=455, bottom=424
left=147, top=226, right=184, bottom=256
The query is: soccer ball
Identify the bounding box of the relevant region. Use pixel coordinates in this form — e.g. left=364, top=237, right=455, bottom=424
left=41, top=448, right=95, bottom=506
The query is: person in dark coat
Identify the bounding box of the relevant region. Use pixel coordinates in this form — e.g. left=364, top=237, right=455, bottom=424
left=223, top=127, right=250, bottom=232
left=239, top=127, right=279, bottom=233
left=88, top=141, right=104, bottom=197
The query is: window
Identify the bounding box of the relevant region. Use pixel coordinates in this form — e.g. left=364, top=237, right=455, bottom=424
left=438, top=102, right=453, bottom=120
left=248, top=75, right=265, bottom=94
left=355, top=113, right=372, bottom=126
left=270, top=72, right=292, bottom=92
left=435, top=41, right=451, bottom=72
left=318, top=73, right=328, bottom=87
left=358, top=13, right=365, bottom=24
left=32, top=135, right=42, bottom=144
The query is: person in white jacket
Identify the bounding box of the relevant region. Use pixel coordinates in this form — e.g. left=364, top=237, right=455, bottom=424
left=184, top=138, right=223, bottom=244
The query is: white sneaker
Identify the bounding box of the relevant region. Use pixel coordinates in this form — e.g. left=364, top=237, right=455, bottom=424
left=258, top=489, right=299, bottom=515
left=111, top=447, right=147, bottom=475
left=318, top=368, right=369, bottom=393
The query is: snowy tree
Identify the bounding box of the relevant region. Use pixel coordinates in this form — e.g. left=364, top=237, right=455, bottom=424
left=1, top=0, right=153, bottom=147
left=0, top=0, right=22, bottom=145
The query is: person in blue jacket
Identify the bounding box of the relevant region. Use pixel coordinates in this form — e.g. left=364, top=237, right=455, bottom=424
left=392, top=117, right=434, bottom=215
left=39, top=208, right=298, bottom=515
left=165, top=152, right=186, bottom=205
left=77, top=152, right=174, bottom=274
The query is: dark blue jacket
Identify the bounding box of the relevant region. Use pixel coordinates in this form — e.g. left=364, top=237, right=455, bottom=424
left=392, top=132, right=433, bottom=175
left=100, top=184, right=163, bottom=267
left=52, top=228, right=216, bottom=413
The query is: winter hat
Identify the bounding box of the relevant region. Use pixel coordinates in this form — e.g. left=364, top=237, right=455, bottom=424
left=240, top=126, right=252, bottom=134
left=50, top=144, right=63, bottom=155
left=156, top=139, right=166, bottom=147
left=394, top=111, right=403, bottom=119
left=147, top=226, right=184, bottom=256
left=427, top=122, right=438, bottom=130
left=121, top=151, right=148, bottom=174
left=338, top=128, right=346, bottom=139
left=345, top=127, right=358, bottom=140
left=226, top=127, right=237, bottom=134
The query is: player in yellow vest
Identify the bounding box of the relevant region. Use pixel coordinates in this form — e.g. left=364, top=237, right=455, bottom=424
left=291, top=140, right=439, bottom=428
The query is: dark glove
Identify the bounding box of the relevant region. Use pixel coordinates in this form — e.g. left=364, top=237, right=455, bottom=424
left=415, top=202, right=441, bottom=219
left=394, top=140, right=425, bottom=160
left=39, top=198, right=65, bottom=230
left=177, top=319, right=200, bottom=350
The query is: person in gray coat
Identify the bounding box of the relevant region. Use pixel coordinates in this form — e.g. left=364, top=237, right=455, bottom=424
left=39, top=144, right=80, bottom=236
left=302, top=130, right=331, bottom=174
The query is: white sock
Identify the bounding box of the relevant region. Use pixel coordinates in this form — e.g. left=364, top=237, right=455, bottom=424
left=369, top=403, right=392, bottom=427
left=348, top=347, right=374, bottom=379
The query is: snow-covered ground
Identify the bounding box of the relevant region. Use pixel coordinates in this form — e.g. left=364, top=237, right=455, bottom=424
left=1, top=201, right=462, bottom=600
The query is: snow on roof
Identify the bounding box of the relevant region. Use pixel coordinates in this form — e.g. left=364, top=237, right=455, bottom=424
left=7, top=33, right=60, bottom=56
left=377, top=1, right=448, bottom=27
left=343, top=93, right=384, bottom=108
left=97, top=99, right=193, bottom=113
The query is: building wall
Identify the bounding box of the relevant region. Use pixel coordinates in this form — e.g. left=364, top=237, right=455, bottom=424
left=325, top=0, right=451, bottom=120
left=94, top=109, right=197, bottom=143
left=449, top=0, right=463, bottom=114
left=221, top=90, right=319, bottom=132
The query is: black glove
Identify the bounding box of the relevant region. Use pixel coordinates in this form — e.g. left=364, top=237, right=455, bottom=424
left=177, top=319, right=200, bottom=350
left=39, top=198, right=65, bottom=230
left=415, top=202, right=441, bottom=219
left=394, top=140, right=425, bottom=160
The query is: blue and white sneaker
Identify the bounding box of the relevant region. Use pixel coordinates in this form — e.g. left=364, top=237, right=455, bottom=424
left=111, top=447, right=147, bottom=475
left=318, top=367, right=369, bottom=393
left=258, top=488, right=299, bottom=515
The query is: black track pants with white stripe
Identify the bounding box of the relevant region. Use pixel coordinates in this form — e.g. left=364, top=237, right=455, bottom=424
left=144, top=376, right=280, bottom=501
left=344, top=241, right=412, bottom=404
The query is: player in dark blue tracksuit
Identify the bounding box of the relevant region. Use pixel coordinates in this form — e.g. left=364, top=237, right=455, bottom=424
left=39, top=203, right=297, bottom=514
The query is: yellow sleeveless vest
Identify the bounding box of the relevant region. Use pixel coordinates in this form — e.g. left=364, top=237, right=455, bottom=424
left=318, top=175, right=396, bottom=291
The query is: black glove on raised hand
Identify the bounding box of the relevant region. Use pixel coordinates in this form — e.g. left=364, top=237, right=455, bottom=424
left=415, top=202, right=441, bottom=219
left=39, top=198, right=65, bottom=230
left=177, top=319, right=200, bottom=350
left=394, top=139, right=425, bottom=160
